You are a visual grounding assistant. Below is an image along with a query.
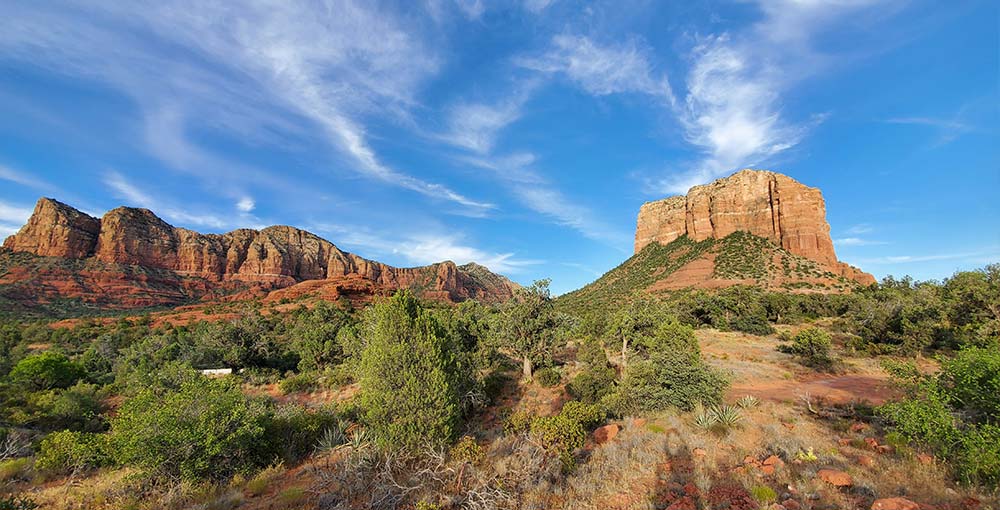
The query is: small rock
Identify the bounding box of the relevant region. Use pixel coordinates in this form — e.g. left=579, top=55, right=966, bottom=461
left=692, top=447, right=707, bottom=457
left=857, top=455, right=876, bottom=467
left=763, top=455, right=784, bottom=467
left=633, top=418, right=648, bottom=428
left=593, top=424, right=620, bottom=444
left=870, top=497, right=920, bottom=510
left=782, top=500, right=801, bottom=510
left=817, top=469, right=853, bottom=487
left=850, top=422, right=869, bottom=433
left=761, top=464, right=776, bottom=475
left=916, top=453, right=933, bottom=465
left=865, top=437, right=880, bottom=449
left=838, top=438, right=852, bottom=446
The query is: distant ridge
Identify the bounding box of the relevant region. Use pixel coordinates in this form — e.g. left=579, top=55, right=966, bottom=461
left=1, top=198, right=518, bottom=314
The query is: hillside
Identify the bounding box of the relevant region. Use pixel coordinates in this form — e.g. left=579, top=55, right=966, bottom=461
left=558, top=232, right=863, bottom=314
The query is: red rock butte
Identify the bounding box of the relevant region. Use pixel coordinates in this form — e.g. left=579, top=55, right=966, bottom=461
left=635, top=169, right=874, bottom=286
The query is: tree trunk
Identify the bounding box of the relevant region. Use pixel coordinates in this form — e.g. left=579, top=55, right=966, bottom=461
left=522, top=357, right=533, bottom=379
left=621, top=337, right=628, bottom=369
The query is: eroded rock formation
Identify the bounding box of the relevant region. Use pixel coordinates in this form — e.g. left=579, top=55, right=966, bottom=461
left=2, top=198, right=518, bottom=309
left=635, top=169, right=874, bottom=285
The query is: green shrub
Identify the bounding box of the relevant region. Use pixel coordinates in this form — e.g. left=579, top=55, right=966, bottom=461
left=750, top=485, right=777, bottom=504
left=529, top=414, right=585, bottom=453
left=559, top=400, right=605, bottom=429
left=279, top=372, right=318, bottom=394
left=110, top=376, right=271, bottom=481
left=263, top=405, right=339, bottom=464
left=607, top=349, right=727, bottom=415
left=35, top=430, right=112, bottom=474
left=0, top=495, right=38, bottom=510
left=954, top=424, right=1000, bottom=486
left=729, top=314, right=775, bottom=336
left=535, top=367, right=561, bottom=387
left=567, top=368, right=615, bottom=404
left=0, top=457, right=31, bottom=482
left=503, top=410, right=533, bottom=436
left=938, top=347, right=1000, bottom=422
left=449, top=435, right=484, bottom=464
left=357, top=291, right=468, bottom=450
left=8, top=352, right=86, bottom=391
left=778, top=328, right=834, bottom=369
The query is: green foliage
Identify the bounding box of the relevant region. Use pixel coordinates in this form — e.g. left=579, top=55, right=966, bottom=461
left=778, top=327, right=834, bottom=369
left=357, top=291, right=467, bottom=450
left=607, top=299, right=670, bottom=365
left=279, top=372, right=318, bottom=394
left=492, top=280, right=560, bottom=378
left=449, top=435, right=484, bottom=464
left=0, top=495, right=38, bottom=510
left=750, top=485, right=777, bottom=504
left=736, top=395, right=760, bottom=409
left=8, top=351, right=86, bottom=391
left=529, top=414, right=585, bottom=454
left=878, top=347, right=1000, bottom=486
left=503, top=410, right=533, bottom=436
left=0, top=457, right=31, bottom=482
left=559, top=400, right=605, bottom=429
left=568, top=339, right=616, bottom=404
left=263, top=405, right=339, bottom=464
left=35, top=430, right=112, bottom=474
left=937, top=347, right=1000, bottom=422
left=606, top=319, right=726, bottom=415
left=11, top=382, right=106, bottom=432
left=534, top=367, right=561, bottom=387
left=110, top=375, right=272, bottom=481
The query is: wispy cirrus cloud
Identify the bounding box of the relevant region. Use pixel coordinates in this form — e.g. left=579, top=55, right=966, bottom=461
left=104, top=172, right=232, bottom=230
left=309, top=222, right=540, bottom=275
left=834, top=237, right=888, bottom=247
left=1, top=1, right=490, bottom=213
left=0, top=164, right=54, bottom=191
left=519, top=34, right=673, bottom=100
left=0, top=200, right=35, bottom=238
left=852, top=249, right=1000, bottom=265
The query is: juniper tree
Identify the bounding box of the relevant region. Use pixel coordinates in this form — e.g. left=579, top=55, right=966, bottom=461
left=493, top=279, right=558, bottom=379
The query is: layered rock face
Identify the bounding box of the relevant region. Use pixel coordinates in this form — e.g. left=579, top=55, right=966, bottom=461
left=635, top=170, right=874, bottom=285
left=2, top=198, right=518, bottom=308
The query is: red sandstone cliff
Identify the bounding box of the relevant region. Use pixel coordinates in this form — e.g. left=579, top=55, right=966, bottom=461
left=1, top=198, right=518, bottom=310
left=635, top=170, right=874, bottom=286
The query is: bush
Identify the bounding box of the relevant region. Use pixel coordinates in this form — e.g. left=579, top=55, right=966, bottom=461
left=605, top=318, right=726, bottom=415
left=8, top=352, right=86, bottom=391
left=357, top=291, right=468, bottom=450
left=0, top=457, right=31, bottom=482
left=279, top=372, right=318, bottom=394
left=503, top=410, right=533, bottom=436
left=449, top=435, right=484, bottom=464
left=937, top=347, right=1000, bottom=422
left=778, top=328, right=834, bottom=369
left=110, top=376, right=272, bottom=481
left=0, top=495, right=38, bottom=510
left=35, top=430, right=112, bottom=474
left=567, top=369, right=615, bottom=404
left=529, top=414, right=585, bottom=453
left=535, top=367, right=561, bottom=387
left=263, top=405, right=339, bottom=464
left=559, top=400, right=605, bottom=429
left=729, top=314, right=775, bottom=336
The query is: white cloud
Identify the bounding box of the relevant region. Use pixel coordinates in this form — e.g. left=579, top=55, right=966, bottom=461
left=0, top=164, right=52, bottom=190
left=0, top=201, right=33, bottom=225
left=851, top=249, right=1000, bottom=265
left=523, top=0, right=556, bottom=13
left=845, top=223, right=875, bottom=235
left=652, top=0, right=894, bottom=194
left=0, top=224, right=20, bottom=238
left=453, top=0, right=485, bottom=19
left=834, top=237, right=888, bottom=247
left=236, top=197, right=256, bottom=213
left=0, top=1, right=490, bottom=213
left=104, top=172, right=228, bottom=229
left=519, top=35, right=673, bottom=100
left=309, top=222, right=539, bottom=275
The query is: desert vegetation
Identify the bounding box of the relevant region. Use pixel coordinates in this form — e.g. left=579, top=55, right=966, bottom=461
left=0, top=264, right=997, bottom=509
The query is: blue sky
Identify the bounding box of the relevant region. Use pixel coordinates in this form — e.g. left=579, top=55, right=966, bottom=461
left=0, top=0, right=997, bottom=294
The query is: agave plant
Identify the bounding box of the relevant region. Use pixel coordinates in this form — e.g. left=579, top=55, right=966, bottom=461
left=710, top=405, right=744, bottom=428
left=737, top=395, right=761, bottom=409
left=315, top=423, right=347, bottom=453
left=694, top=408, right=719, bottom=429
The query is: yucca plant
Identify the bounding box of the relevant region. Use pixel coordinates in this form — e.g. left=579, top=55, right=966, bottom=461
left=710, top=405, right=743, bottom=429
left=737, top=395, right=760, bottom=409
left=315, top=423, right=347, bottom=453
